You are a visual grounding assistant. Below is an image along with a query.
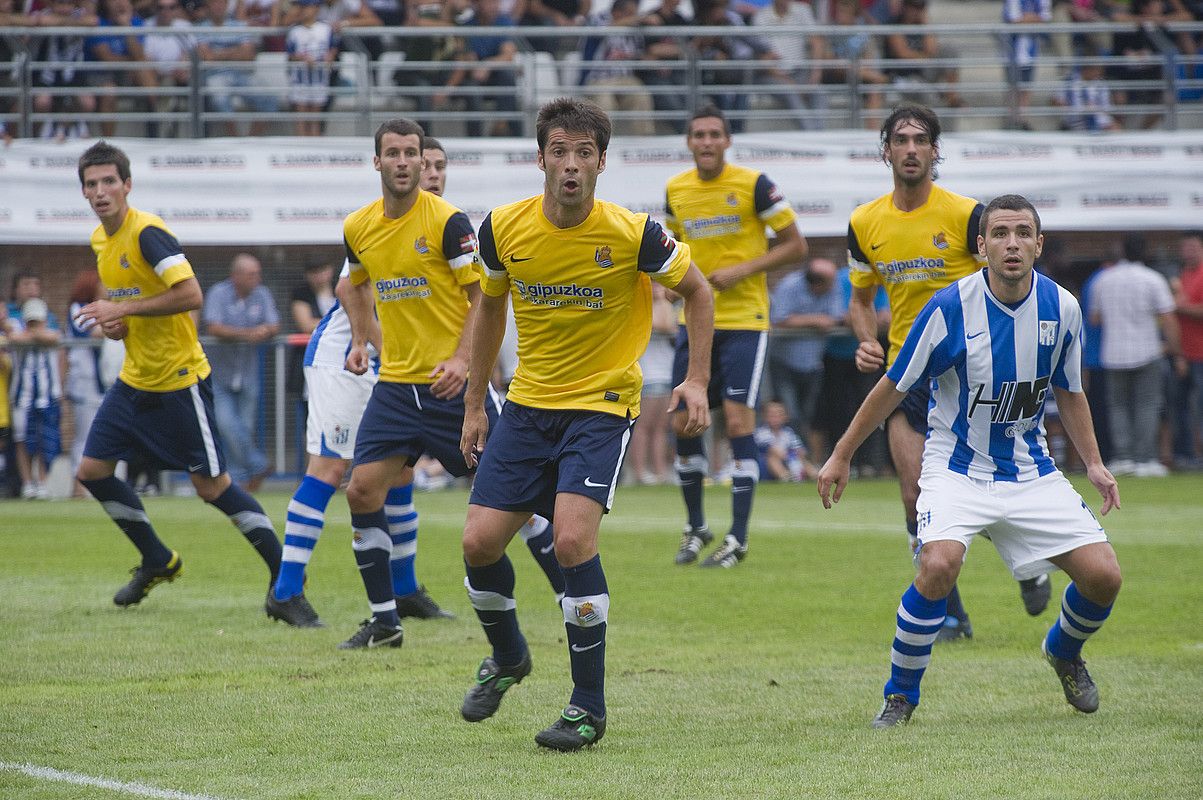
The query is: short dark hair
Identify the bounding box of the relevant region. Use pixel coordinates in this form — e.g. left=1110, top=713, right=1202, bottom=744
left=880, top=103, right=943, bottom=156
left=374, top=118, right=425, bottom=156
left=980, top=194, right=1042, bottom=238
left=536, top=97, right=611, bottom=152
left=9, top=269, right=40, bottom=302
left=78, top=140, right=130, bottom=184
left=688, top=103, right=729, bottom=136
left=1121, top=232, right=1146, bottom=263
left=422, top=136, right=446, bottom=155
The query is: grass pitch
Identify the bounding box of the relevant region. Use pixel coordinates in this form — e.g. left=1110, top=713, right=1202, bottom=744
left=1, top=476, right=1200, bottom=799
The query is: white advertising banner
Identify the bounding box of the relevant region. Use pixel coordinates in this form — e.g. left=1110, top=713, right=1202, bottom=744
left=1, top=131, right=1201, bottom=245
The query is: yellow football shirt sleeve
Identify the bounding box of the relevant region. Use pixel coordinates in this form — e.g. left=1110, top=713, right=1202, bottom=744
left=440, top=211, right=481, bottom=288
left=754, top=173, right=796, bottom=232
left=475, top=212, right=509, bottom=297
left=847, top=219, right=880, bottom=289
left=344, top=223, right=369, bottom=285
left=637, top=217, right=691, bottom=288
left=137, top=225, right=193, bottom=287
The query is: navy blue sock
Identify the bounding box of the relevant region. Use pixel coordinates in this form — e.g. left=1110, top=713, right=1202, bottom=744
left=561, top=554, right=609, bottom=718
left=82, top=476, right=173, bottom=566
left=944, top=584, right=969, bottom=626
left=518, top=515, right=565, bottom=597
left=675, top=435, right=707, bottom=529
left=465, top=555, right=527, bottom=665
left=728, top=434, right=759, bottom=545
left=208, top=483, right=283, bottom=581
left=352, top=510, right=399, bottom=627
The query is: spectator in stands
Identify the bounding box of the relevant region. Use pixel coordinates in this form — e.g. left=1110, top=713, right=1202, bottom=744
left=1172, top=231, right=1203, bottom=468
left=580, top=0, right=655, bottom=136
left=441, top=0, right=519, bottom=137
left=0, top=0, right=29, bottom=143
left=769, top=257, right=843, bottom=458
left=6, top=280, right=63, bottom=500
left=637, top=0, right=692, bottom=133
left=0, top=302, right=14, bottom=497
left=818, top=0, right=889, bottom=128
left=143, top=0, right=196, bottom=137
left=1003, top=0, right=1052, bottom=130
left=1049, top=0, right=1122, bottom=75
left=1088, top=234, right=1186, bottom=477
left=1056, top=47, right=1122, bottom=132
left=752, top=0, right=825, bottom=130
left=290, top=259, right=337, bottom=336
left=521, top=0, right=590, bottom=54
left=65, top=269, right=108, bottom=497
left=203, top=253, right=279, bottom=491
left=88, top=0, right=157, bottom=137
left=196, top=0, right=274, bottom=136
left=627, top=282, right=677, bottom=485
left=1078, top=247, right=1116, bottom=465
left=286, top=0, right=337, bottom=136
left=31, top=0, right=99, bottom=141
left=237, top=0, right=286, bottom=52
left=691, top=0, right=774, bottom=132
left=301, top=0, right=380, bottom=32
left=882, top=0, right=964, bottom=112
left=754, top=400, right=813, bottom=481
left=1110, top=0, right=1191, bottom=129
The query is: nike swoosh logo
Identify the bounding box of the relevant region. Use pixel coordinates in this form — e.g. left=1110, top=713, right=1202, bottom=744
left=481, top=620, right=500, bottom=627
left=510, top=255, right=533, bottom=263
left=732, top=487, right=752, bottom=493
left=583, top=478, right=608, bottom=488
left=571, top=642, right=602, bottom=653
left=539, top=543, right=556, bottom=555
left=871, top=242, right=885, bottom=250
left=726, top=388, right=747, bottom=396
left=967, top=331, right=985, bottom=340
left=358, top=245, right=372, bottom=254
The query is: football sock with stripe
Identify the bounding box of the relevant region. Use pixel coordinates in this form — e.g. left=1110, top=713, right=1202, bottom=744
left=561, top=554, right=608, bottom=717
left=351, top=510, right=399, bottom=627
left=385, top=484, right=419, bottom=598
left=675, top=435, right=707, bottom=529
left=884, top=582, right=947, bottom=706
left=465, top=555, right=527, bottom=665
left=274, top=475, right=336, bottom=601
left=81, top=475, right=173, bottom=567
left=518, top=514, right=565, bottom=597
left=1045, top=581, right=1113, bottom=661
left=209, top=484, right=283, bottom=581
left=729, top=434, right=759, bottom=546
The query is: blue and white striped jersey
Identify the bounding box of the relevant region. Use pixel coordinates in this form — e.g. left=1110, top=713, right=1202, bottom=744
left=887, top=269, right=1083, bottom=482
left=303, top=264, right=379, bottom=374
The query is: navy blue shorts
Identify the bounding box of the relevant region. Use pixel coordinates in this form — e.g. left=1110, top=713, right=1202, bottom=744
left=83, top=377, right=227, bottom=477
left=897, top=379, right=932, bottom=436
left=354, top=380, right=501, bottom=477
left=671, top=326, right=768, bottom=410
left=469, top=401, right=636, bottom=519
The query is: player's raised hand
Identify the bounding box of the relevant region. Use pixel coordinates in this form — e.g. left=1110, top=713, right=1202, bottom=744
left=77, top=299, right=123, bottom=327
left=344, top=344, right=371, bottom=376
left=707, top=265, right=748, bottom=292
left=1086, top=462, right=1121, bottom=516
left=855, top=339, right=886, bottom=373
left=669, top=378, right=710, bottom=437
left=460, top=407, right=488, bottom=469
left=816, top=455, right=850, bottom=509
left=429, top=353, right=468, bottom=400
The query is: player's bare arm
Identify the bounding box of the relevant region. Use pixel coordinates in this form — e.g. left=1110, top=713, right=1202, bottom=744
left=460, top=290, right=508, bottom=468
left=341, top=275, right=376, bottom=376
left=667, top=263, right=714, bottom=437
left=708, top=223, right=808, bottom=292
left=1052, top=386, right=1120, bottom=516
left=817, top=374, right=906, bottom=508
left=77, top=276, right=203, bottom=329
left=430, top=282, right=481, bottom=400
left=848, top=283, right=886, bottom=373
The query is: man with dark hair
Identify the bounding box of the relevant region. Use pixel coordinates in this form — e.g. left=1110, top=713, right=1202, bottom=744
left=820, top=194, right=1123, bottom=728
left=74, top=140, right=283, bottom=610
left=458, top=97, right=714, bottom=750
left=846, top=104, right=1052, bottom=638
left=667, top=102, right=808, bottom=569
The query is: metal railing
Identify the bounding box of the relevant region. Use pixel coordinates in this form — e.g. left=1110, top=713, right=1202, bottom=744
left=1, top=21, right=1201, bottom=138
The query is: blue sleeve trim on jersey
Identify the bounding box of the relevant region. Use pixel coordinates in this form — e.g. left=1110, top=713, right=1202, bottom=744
left=967, top=203, right=985, bottom=257
left=753, top=173, right=785, bottom=217
left=344, top=234, right=358, bottom=265
left=138, top=226, right=184, bottom=269
left=477, top=213, right=504, bottom=275
left=847, top=222, right=869, bottom=266
left=441, top=211, right=477, bottom=267
left=637, top=218, right=678, bottom=274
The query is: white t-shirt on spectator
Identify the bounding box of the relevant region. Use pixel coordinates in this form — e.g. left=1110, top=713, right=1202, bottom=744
left=1088, top=260, right=1176, bottom=369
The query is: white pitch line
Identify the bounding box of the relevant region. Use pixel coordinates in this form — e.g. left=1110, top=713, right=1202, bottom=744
left=0, top=762, right=236, bottom=800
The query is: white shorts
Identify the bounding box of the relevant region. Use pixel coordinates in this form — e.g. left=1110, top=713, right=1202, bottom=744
left=304, top=365, right=376, bottom=460
left=915, top=469, right=1108, bottom=581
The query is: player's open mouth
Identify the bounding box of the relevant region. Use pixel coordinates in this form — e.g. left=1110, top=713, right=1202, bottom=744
left=563, top=179, right=579, bottom=190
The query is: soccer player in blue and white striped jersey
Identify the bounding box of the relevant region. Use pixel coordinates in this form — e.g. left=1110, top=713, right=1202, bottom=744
left=818, top=194, right=1123, bottom=728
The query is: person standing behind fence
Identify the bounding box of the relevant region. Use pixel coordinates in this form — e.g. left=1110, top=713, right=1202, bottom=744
left=203, top=253, right=279, bottom=491
left=66, top=270, right=110, bottom=498
left=7, top=296, right=63, bottom=500
left=286, top=0, right=337, bottom=136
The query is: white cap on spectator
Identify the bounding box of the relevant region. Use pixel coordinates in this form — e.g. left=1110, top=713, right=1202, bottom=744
left=22, top=297, right=49, bottom=323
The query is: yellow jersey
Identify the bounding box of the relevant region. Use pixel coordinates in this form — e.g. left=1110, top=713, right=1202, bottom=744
left=848, top=184, right=985, bottom=365
left=0, top=348, right=9, bottom=428
left=665, top=163, right=797, bottom=331
left=345, top=192, right=479, bottom=384
left=477, top=196, right=692, bottom=418
left=90, top=208, right=209, bottom=392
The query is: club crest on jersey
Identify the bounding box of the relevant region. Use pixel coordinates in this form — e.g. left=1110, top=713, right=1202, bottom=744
left=414, top=236, right=429, bottom=254
left=932, top=232, right=949, bottom=250
left=119, top=254, right=131, bottom=269
left=575, top=602, right=599, bottom=624
left=595, top=245, right=613, bottom=268
left=725, top=192, right=738, bottom=206
left=1039, top=320, right=1058, bottom=346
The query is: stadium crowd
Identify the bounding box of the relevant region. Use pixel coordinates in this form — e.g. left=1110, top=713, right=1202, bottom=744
left=2, top=0, right=1202, bottom=141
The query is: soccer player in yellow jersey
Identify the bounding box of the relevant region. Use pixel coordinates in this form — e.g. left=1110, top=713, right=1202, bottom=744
left=73, top=141, right=282, bottom=611
left=666, top=104, right=808, bottom=569
left=458, top=98, right=714, bottom=751
left=334, top=119, right=497, bottom=650
left=847, top=104, right=1050, bottom=639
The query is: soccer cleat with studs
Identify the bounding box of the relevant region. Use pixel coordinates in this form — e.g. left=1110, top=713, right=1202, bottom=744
left=113, top=551, right=183, bottom=606
left=337, top=617, right=403, bottom=650
left=1042, top=640, right=1099, bottom=713
left=674, top=524, right=713, bottom=565
left=461, top=650, right=532, bottom=722
left=1019, top=573, right=1052, bottom=616
left=535, top=704, right=606, bottom=751
left=265, top=591, right=323, bottom=628
left=871, top=694, right=916, bottom=729
left=395, top=585, right=455, bottom=620
left=699, top=534, right=747, bottom=568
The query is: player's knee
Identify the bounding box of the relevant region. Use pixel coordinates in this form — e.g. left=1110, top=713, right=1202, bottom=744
left=345, top=477, right=382, bottom=513
left=193, top=473, right=230, bottom=502
left=462, top=525, right=504, bottom=566
left=1085, top=561, right=1123, bottom=605
left=76, top=458, right=113, bottom=483
left=916, top=543, right=963, bottom=592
